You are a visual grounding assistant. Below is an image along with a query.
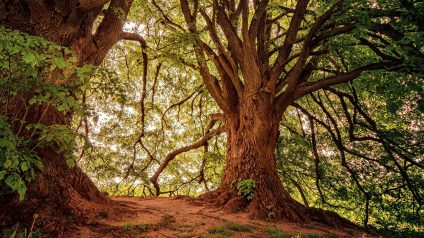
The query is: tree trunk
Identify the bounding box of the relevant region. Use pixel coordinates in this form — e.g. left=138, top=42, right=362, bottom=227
left=202, top=92, right=352, bottom=226
left=0, top=103, right=108, bottom=236
left=0, top=1, right=132, bottom=235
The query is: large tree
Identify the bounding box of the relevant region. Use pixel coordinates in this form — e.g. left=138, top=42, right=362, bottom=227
left=0, top=0, right=147, bottom=235
left=147, top=0, right=423, bottom=223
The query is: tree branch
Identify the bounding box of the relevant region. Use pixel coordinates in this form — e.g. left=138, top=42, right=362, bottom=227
left=294, top=62, right=399, bottom=99
left=150, top=126, right=225, bottom=195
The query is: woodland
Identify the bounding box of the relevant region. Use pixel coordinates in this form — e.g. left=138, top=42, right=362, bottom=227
left=0, top=0, right=423, bottom=237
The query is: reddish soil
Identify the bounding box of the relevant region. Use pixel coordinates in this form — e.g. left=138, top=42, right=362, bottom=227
left=65, top=196, right=374, bottom=238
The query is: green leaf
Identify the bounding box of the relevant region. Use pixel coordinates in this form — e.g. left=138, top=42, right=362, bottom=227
left=33, top=159, right=44, bottom=170
left=69, top=56, right=77, bottom=63
left=22, top=52, right=36, bottom=65
left=66, top=159, right=75, bottom=168
left=20, top=162, right=28, bottom=172
left=0, top=138, right=9, bottom=147
left=28, top=97, right=38, bottom=105
left=17, top=180, right=27, bottom=201
left=0, top=170, right=6, bottom=180
left=4, top=159, right=12, bottom=169
left=53, top=57, right=68, bottom=69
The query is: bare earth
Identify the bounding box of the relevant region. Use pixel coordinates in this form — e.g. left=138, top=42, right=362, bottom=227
left=66, top=196, right=374, bottom=238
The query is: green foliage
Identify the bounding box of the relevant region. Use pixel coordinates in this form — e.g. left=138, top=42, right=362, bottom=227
left=266, top=205, right=276, bottom=220
left=79, top=25, right=225, bottom=197
left=122, top=222, right=134, bottom=231
left=207, top=226, right=233, bottom=237
left=277, top=80, right=423, bottom=229
left=104, top=226, right=113, bottom=233
left=0, top=27, right=94, bottom=200
left=0, top=116, right=42, bottom=200
left=372, top=226, right=424, bottom=238
left=15, top=0, right=418, bottom=234
left=304, top=235, right=339, bottom=238
left=222, top=222, right=252, bottom=232
left=160, top=213, right=176, bottom=225
left=204, top=222, right=252, bottom=237
left=136, top=223, right=150, bottom=232
left=1, top=223, right=43, bottom=238
left=265, top=227, right=291, bottom=238
left=237, top=179, right=256, bottom=201
left=275, top=1, right=424, bottom=225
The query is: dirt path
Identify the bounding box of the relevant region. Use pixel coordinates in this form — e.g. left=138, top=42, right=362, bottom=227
left=66, top=196, right=373, bottom=238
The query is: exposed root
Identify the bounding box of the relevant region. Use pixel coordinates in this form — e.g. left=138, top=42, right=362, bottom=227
left=197, top=188, right=357, bottom=229
left=0, top=147, right=119, bottom=237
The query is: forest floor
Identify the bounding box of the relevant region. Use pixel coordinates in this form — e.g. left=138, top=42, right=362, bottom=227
left=65, top=196, right=375, bottom=238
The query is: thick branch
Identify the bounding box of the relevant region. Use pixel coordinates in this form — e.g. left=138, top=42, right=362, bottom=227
left=269, top=0, right=309, bottom=86
left=294, top=62, right=399, bottom=99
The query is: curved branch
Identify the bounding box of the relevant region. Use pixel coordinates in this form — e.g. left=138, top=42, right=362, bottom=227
left=87, top=0, right=134, bottom=65
left=120, top=31, right=149, bottom=135
left=150, top=126, right=225, bottom=195
left=161, top=85, right=204, bottom=128
left=294, top=62, right=400, bottom=99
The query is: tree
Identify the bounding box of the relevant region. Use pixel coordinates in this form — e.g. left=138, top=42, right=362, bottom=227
left=148, top=0, right=423, bottom=223
left=1, top=0, right=422, bottom=234
left=0, top=0, right=147, bottom=235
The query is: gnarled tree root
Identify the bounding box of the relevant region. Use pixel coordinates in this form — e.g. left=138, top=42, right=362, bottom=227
left=0, top=147, right=113, bottom=237
left=198, top=188, right=356, bottom=229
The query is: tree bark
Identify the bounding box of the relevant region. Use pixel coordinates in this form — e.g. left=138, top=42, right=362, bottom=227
left=0, top=0, right=134, bottom=235
left=202, top=91, right=353, bottom=226
left=0, top=102, right=108, bottom=236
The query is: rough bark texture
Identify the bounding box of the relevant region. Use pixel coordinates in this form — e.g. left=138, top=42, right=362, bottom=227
left=0, top=0, right=134, bottom=236
left=201, top=92, right=354, bottom=227
left=176, top=0, right=374, bottom=226
left=0, top=99, right=108, bottom=235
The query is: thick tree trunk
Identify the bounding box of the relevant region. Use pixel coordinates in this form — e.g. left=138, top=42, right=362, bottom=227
left=202, top=93, right=352, bottom=226
left=0, top=1, right=132, bottom=235
left=207, top=93, right=306, bottom=220
left=0, top=100, right=109, bottom=236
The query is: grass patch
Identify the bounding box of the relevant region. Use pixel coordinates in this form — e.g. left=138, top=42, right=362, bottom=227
left=265, top=226, right=291, bottom=238
left=304, top=234, right=339, bottom=238
left=176, top=234, right=195, bottom=238
left=160, top=213, right=176, bottom=226
left=117, top=215, right=178, bottom=235
left=224, top=221, right=253, bottom=232
left=136, top=223, right=153, bottom=232
left=208, top=226, right=233, bottom=236
left=265, top=226, right=341, bottom=238
left=122, top=222, right=133, bottom=231
left=204, top=221, right=253, bottom=238
left=1, top=224, right=43, bottom=238
left=122, top=222, right=138, bottom=236
left=171, top=223, right=195, bottom=232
